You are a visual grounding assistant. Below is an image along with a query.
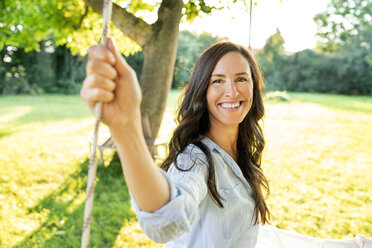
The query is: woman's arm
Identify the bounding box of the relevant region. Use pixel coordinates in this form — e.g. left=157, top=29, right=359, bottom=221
left=80, top=38, right=170, bottom=212
left=131, top=147, right=209, bottom=243
left=110, top=118, right=171, bottom=213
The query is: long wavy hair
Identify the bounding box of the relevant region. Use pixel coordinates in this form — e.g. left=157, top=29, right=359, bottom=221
left=160, top=41, right=271, bottom=224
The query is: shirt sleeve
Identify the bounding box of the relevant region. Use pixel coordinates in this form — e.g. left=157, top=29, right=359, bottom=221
left=129, top=145, right=209, bottom=243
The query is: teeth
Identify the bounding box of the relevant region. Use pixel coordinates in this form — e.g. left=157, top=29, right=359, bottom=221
left=220, top=102, right=240, bottom=109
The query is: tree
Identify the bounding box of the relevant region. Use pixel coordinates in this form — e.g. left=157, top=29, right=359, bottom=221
left=256, top=29, right=286, bottom=91
left=314, top=0, right=372, bottom=64
left=314, top=0, right=371, bottom=50
left=0, top=41, right=87, bottom=95
left=262, top=28, right=285, bottom=64
left=1, top=0, right=253, bottom=138
left=314, top=0, right=372, bottom=94
left=173, top=30, right=221, bottom=89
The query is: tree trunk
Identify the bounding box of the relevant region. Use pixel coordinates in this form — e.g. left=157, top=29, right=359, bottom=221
left=86, top=0, right=184, bottom=140
left=140, top=0, right=183, bottom=139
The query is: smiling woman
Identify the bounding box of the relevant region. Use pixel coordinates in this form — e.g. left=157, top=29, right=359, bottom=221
left=80, top=39, right=270, bottom=247
left=161, top=41, right=270, bottom=227
left=206, top=52, right=254, bottom=145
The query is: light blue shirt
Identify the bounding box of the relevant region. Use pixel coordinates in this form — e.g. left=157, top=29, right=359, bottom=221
left=130, top=137, right=259, bottom=247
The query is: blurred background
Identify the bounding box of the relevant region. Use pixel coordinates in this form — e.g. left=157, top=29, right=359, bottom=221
left=0, top=0, right=371, bottom=247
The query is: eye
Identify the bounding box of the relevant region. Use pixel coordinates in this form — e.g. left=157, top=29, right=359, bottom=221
left=212, top=79, right=223, bottom=84
left=236, top=77, right=248, bottom=82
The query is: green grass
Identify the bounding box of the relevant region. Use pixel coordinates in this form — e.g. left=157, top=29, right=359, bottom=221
left=0, top=95, right=160, bottom=248
left=263, top=92, right=372, bottom=238
left=0, top=92, right=371, bottom=247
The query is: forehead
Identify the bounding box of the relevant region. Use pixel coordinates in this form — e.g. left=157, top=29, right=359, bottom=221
left=212, top=51, right=251, bottom=75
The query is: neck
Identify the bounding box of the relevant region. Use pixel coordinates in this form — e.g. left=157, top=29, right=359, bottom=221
left=205, top=124, right=239, bottom=163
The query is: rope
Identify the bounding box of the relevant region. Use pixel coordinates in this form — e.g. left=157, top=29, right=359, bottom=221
left=249, top=0, right=253, bottom=48
left=81, top=1, right=112, bottom=247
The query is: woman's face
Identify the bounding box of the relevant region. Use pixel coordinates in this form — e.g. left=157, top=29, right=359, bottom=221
left=206, top=51, right=253, bottom=129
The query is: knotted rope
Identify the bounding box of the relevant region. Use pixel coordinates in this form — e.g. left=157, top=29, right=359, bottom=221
left=81, top=1, right=112, bottom=247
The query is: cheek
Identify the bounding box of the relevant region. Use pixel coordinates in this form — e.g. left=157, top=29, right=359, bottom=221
left=239, top=83, right=253, bottom=98
left=249, top=86, right=253, bottom=101
left=206, top=86, right=221, bottom=108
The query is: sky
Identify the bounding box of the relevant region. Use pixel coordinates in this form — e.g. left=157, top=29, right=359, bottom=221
left=179, top=0, right=331, bottom=52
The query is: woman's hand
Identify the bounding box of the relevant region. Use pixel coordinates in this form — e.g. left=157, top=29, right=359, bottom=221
left=81, top=39, right=171, bottom=213
left=80, top=38, right=142, bottom=130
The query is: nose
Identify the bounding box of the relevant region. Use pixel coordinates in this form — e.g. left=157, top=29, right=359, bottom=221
left=224, top=79, right=238, bottom=97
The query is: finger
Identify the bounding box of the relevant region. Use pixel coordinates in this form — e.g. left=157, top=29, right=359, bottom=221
left=81, top=87, right=114, bottom=104
left=107, top=37, right=134, bottom=77
left=86, top=59, right=117, bottom=80
left=87, top=45, right=116, bottom=65
left=80, top=87, right=94, bottom=112
left=85, top=74, right=116, bottom=92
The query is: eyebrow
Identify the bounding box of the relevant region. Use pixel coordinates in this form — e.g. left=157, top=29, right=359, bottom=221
left=211, top=72, right=250, bottom=77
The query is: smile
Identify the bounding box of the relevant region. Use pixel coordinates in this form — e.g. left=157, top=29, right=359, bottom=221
left=218, top=101, right=243, bottom=110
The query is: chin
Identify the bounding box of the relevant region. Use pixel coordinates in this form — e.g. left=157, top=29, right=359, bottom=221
left=220, top=118, right=245, bottom=126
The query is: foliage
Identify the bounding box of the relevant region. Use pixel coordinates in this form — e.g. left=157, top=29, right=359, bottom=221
left=314, top=0, right=372, bottom=53
left=0, top=0, right=141, bottom=55
left=254, top=1, right=372, bottom=95
left=0, top=0, right=245, bottom=55
left=124, top=30, right=222, bottom=89
left=183, top=0, right=216, bottom=22
left=313, top=0, right=372, bottom=80
left=125, top=51, right=144, bottom=80
left=172, top=30, right=221, bottom=88
left=256, top=27, right=372, bottom=95
left=0, top=45, right=44, bottom=95
left=0, top=30, right=220, bottom=94
left=0, top=42, right=87, bottom=95
left=265, top=91, right=290, bottom=102
left=0, top=93, right=371, bottom=247
left=256, top=29, right=286, bottom=92
left=262, top=28, right=285, bottom=64
left=282, top=49, right=372, bottom=95
left=113, top=30, right=221, bottom=89
left=2, top=0, right=371, bottom=96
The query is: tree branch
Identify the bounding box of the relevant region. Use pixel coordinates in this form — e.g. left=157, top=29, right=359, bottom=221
left=157, top=0, right=183, bottom=22
left=73, top=4, right=89, bottom=30
left=85, top=0, right=153, bottom=47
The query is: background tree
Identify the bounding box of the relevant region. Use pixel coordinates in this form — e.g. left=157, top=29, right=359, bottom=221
left=255, top=24, right=372, bottom=95
left=172, top=30, right=221, bottom=89
left=256, top=28, right=287, bottom=91
left=1, top=0, right=249, bottom=138
left=0, top=41, right=86, bottom=95
left=313, top=0, right=372, bottom=94
left=314, top=0, right=372, bottom=65
left=314, top=0, right=371, bottom=50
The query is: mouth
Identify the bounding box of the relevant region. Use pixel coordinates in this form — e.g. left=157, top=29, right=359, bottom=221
left=218, top=101, right=244, bottom=110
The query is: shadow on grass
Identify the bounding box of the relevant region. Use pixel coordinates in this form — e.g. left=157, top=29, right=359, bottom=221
left=0, top=129, right=13, bottom=139
left=15, top=156, right=136, bottom=248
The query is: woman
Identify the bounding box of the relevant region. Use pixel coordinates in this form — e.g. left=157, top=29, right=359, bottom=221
left=81, top=39, right=271, bottom=247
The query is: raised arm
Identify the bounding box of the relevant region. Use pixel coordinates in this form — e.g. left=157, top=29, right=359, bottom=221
left=80, top=38, right=170, bottom=212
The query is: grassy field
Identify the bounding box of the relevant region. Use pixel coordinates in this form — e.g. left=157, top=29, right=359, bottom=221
left=0, top=91, right=371, bottom=247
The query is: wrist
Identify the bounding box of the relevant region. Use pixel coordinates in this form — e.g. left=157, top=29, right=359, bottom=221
left=109, top=112, right=143, bottom=141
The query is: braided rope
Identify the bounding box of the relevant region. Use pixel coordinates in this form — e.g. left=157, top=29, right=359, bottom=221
left=81, top=1, right=112, bottom=247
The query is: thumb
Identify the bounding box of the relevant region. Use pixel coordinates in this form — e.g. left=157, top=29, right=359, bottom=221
left=107, top=37, right=132, bottom=76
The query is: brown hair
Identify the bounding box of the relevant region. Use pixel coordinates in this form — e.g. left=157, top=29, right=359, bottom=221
left=161, top=41, right=271, bottom=224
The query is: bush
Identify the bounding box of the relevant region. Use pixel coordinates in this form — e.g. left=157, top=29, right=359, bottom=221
left=49, top=79, right=82, bottom=94
left=265, top=91, right=290, bottom=102
left=0, top=77, right=44, bottom=95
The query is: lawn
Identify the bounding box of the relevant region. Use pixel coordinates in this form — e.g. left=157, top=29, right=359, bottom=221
left=0, top=92, right=371, bottom=247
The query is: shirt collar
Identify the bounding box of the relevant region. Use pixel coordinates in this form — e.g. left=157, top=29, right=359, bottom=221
left=201, top=136, right=248, bottom=186
left=200, top=136, right=222, bottom=153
